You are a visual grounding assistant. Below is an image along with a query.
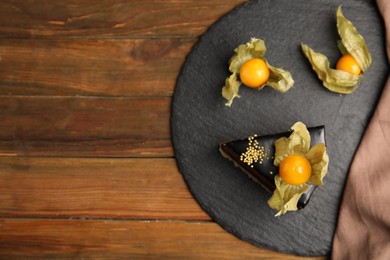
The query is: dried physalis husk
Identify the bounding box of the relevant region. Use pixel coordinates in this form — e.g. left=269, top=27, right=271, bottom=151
left=222, top=38, right=294, bottom=107
left=268, top=122, right=329, bottom=216
left=337, top=6, right=372, bottom=72
left=301, top=43, right=361, bottom=94
left=268, top=175, right=308, bottom=216
left=301, top=6, right=372, bottom=94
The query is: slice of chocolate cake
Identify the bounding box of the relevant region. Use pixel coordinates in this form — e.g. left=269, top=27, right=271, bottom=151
left=219, top=125, right=325, bottom=209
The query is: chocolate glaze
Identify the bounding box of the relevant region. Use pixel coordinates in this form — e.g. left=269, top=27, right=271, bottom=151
left=219, top=126, right=325, bottom=209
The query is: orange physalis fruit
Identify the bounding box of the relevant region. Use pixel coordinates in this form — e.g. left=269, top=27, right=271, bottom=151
left=336, top=54, right=362, bottom=75
left=279, top=154, right=312, bottom=185
left=239, top=58, right=270, bottom=88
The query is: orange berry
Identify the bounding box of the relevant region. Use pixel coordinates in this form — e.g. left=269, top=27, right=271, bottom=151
left=239, top=58, right=270, bottom=88
left=336, top=54, right=362, bottom=75
left=279, top=154, right=312, bottom=185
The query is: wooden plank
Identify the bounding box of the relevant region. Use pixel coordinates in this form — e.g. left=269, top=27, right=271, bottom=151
left=0, top=0, right=246, bottom=38
left=0, top=219, right=327, bottom=259
left=0, top=96, right=172, bottom=157
left=0, top=38, right=193, bottom=97
left=0, top=157, right=209, bottom=220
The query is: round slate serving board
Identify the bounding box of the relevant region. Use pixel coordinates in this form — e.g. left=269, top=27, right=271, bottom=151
left=171, top=0, right=388, bottom=256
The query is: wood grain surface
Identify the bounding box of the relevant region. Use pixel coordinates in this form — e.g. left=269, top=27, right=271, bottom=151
left=0, top=157, right=208, bottom=220
left=0, top=0, right=247, bottom=38
left=0, top=38, right=193, bottom=96
left=0, top=0, right=328, bottom=258
left=0, top=219, right=325, bottom=259
left=0, top=96, right=172, bottom=157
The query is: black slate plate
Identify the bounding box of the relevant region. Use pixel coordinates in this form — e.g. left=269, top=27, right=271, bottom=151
left=171, top=0, right=388, bottom=256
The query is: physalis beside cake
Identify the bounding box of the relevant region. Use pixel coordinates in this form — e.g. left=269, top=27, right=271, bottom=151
left=301, top=6, right=372, bottom=94
left=219, top=122, right=329, bottom=216
left=222, top=38, right=294, bottom=107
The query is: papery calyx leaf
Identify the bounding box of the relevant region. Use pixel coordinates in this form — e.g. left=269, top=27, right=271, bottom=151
left=274, top=137, right=290, bottom=166
left=274, top=122, right=310, bottom=165
left=337, top=6, right=372, bottom=72
left=267, top=62, right=294, bottom=93
left=268, top=175, right=308, bottom=216
left=222, top=73, right=241, bottom=107
left=229, top=38, right=267, bottom=73
left=306, top=143, right=329, bottom=186
left=291, top=122, right=311, bottom=153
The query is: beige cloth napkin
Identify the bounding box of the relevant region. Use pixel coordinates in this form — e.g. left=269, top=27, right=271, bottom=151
left=332, top=1, right=390, bottom=259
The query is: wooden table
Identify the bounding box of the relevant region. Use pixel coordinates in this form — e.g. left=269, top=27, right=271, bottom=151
left=0, top=1, right=327, bottom=258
